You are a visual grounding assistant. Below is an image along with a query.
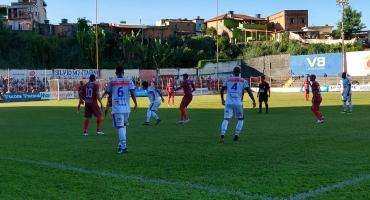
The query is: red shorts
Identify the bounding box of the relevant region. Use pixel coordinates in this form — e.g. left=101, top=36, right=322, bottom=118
left=85, top=104, right=101, bottom=118
left=168, top=92, right=174, bottom=98
left=311, top=99, right=322, bottom=111
left=180, top=94, right=193, bottom=108
left=305, top=89, right=309, bottom=94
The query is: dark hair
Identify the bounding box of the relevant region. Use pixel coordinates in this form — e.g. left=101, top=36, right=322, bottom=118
left=80, top=81, right=84, bottom=85
left=116, top=66, right=124, bottom=73
left=89, top=74, right=96, bottom=82
left=233, top=67, right=241, bottom=75
left=142, top=81, right=149, bottom=87
left=183, top=73, right=189, bottom=79
left=261, top=75, right=265, bottom=80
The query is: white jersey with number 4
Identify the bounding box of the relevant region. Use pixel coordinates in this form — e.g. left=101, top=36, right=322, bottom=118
left=106, top=77, right=135, bottom=113
left=222, top=76, right=249, bottom=106
left=340, top=78, right=352, bottom=95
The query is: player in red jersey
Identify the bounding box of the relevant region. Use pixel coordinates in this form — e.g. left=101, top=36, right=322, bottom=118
left=167, top=78, right=175, bottom=106
left=174, top=73, right=195, bottom=124
left=310, top=74, right=324, bottom=123
left=77, top=81, right=84, bottom=113
left=302, top=77, right=311, bottom=101
left=102, top=90, right=112, bottom=119
left=79, top=75, right=104, bottom=135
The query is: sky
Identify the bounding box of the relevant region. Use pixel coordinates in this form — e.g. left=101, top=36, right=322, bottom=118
left=3, top=0, right=370, bottom=30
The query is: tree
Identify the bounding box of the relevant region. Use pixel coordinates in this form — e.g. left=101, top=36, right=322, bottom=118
left=206, top=27, right=217, bottom=38
left=336, top=6, right=366, bottom=38
left=200, top=24, right=207, bottom=35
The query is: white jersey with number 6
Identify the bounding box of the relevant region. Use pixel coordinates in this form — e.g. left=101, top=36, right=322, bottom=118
left=106, top=77, right=135, bottom=113
left=222, top=76, right=249, bottom=106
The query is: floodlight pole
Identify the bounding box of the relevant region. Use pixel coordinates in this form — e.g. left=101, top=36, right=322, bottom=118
left=96, top=0, right=99, bottom=76
left=337, top=0, right=350, bottom=73
left=216, top=0, right=219, bottom=79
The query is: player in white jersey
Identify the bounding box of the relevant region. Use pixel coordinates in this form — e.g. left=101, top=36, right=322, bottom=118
left=106, top=66, right=138, bottom=154
left=340, top=72, right=353, bottom=114
left=141, top=81, right=165, bottom=125
left=219, top=67, right=256, bottom=143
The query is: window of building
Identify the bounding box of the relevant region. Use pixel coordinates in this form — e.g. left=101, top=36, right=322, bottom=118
left=290, top=18, right=294, bottom=24
left=174, top=24, right=178, bottom=28
left=301, top=18, right=305, bottom=24
left=271, top=22, right=274, bottom=29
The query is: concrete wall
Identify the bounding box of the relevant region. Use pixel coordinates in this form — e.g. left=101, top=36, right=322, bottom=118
left=241, top=54, right=290, bottom=78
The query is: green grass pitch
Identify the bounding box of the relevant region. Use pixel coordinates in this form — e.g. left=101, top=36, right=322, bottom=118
left=1, top=92, right=370, bottom=200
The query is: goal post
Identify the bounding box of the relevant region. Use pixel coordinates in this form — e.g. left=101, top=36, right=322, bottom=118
left=48, top=79, right=108, bottom=100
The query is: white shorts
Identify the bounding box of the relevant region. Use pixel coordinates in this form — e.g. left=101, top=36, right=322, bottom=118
left=112, top=113, right=129, bottom=127
left=342, top=92, right=352, bottom=101
left=224, top=104, right=244, bottom=119
left=148, top=101, right=161, bottom=111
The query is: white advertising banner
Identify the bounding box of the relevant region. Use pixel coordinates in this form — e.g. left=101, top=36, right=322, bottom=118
left=159, top=68, right=178, bottom=75
left=346, top=51, right=370, bottom=76
left=10, top=70, right=53, bottom=80
left=54, top=69, right=99, bottom=79
left=328, top=85, right=370, bottom=92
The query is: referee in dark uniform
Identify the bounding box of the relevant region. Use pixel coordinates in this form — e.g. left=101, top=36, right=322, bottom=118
left=257, top=76, right=270, bottom=113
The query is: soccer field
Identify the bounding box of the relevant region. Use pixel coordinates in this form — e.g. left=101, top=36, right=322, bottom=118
left=1, top=93, right=370, bottom=200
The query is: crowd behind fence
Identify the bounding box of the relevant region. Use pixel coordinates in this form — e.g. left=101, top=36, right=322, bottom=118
left=1, top=74, right=370, bottom=95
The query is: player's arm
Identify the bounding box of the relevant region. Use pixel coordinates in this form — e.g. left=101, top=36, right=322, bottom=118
left=220, top=86, right=227, bottom=105
left=267, top=85, right=271, bottom=97
left=129, top=90, right=138, bottom=113
left=347, top=81, right=351, bottom=96
left=257, top=87, right=260, bottom=97
left=174, top=84, right=183, bottom=91
left=244, top=87, right=256, bottom=108
left=157, top=89, right=165, bottom=102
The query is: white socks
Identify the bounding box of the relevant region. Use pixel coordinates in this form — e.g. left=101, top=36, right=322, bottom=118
left=151, top=111, right=159, bottom=120
left=221, top=120, right=229, bottom=135
left=235, top=120, right=244, bottom=136
left=146, top=109, right=152, bottom=122
left=343, top=101, right=347, bottom=111
left=118, top=127, right=126, bottom=149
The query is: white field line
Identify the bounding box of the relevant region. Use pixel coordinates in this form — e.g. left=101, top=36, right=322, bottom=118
left=0, top=156, right=280, bottom=200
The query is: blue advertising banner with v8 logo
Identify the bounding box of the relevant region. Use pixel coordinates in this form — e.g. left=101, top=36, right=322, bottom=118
left=290, top=53, right=342, bottom=77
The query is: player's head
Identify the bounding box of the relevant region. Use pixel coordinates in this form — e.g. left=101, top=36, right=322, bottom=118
left=89, top=74, right=96, bottom=82
left=309, top=74, right=316, bottom=82
left=183, top=73, right=189, bottom=80
left=151, top=82, right=155, bottom=87
left=261, top=75, right=266, bottom=82
left=142, top=81, right=149, bottom=89
left=115, top=66, right=124, bottom=77
left=342, top=72, right=347, bottom=79
left=80, top=81, right=84, bottom=85
left=233, top=67, right=241, bottom=76
left=169, top=78, right=172, bottom=83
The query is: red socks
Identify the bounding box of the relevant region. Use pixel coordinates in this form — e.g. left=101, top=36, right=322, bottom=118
left=313, top=110, right=322, bottom=120
left=180, top=107, right=187, bottom=120
left=97, top=117, right=102, bottom=131
left=305, top=94, right=309, bottom=100
left=84, top=119, right=90, bottom=131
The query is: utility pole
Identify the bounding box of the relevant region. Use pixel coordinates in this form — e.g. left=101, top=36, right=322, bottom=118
left=336, top=0, right=350, bottom=73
